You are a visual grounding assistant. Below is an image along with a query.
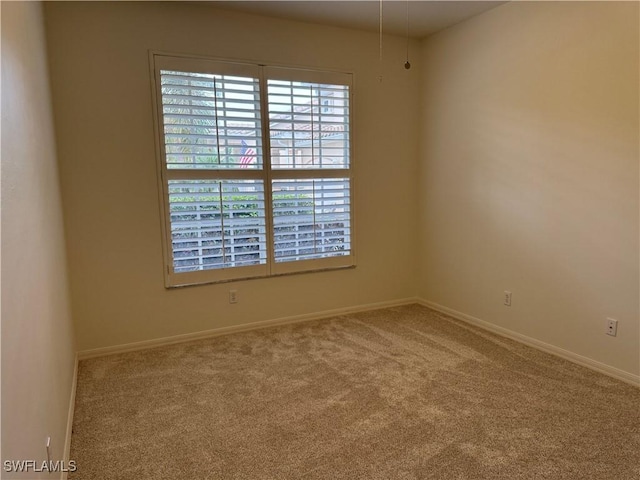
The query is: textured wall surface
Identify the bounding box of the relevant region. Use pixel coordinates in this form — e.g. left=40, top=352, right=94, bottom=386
left=44, top=1, right=421, bottom=351
left=1, top=2, right=77, bottom=477
left=418, top=1, right=639, bottom=375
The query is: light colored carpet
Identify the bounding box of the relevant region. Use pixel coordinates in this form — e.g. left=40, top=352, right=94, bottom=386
left=70, top=304, right=640, bottom=479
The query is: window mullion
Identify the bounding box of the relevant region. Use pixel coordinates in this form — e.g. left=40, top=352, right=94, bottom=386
left=258, top=66, right=275, bottom=275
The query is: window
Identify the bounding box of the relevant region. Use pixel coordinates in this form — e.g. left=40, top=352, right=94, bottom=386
left=151, top=55, right=353, bottom=287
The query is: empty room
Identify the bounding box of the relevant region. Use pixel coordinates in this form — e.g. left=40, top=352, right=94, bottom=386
left=2, top=0, right=638, bottom=478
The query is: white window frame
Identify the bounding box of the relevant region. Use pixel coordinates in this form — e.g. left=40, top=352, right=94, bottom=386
left=150, top=53, right=355, bottom=287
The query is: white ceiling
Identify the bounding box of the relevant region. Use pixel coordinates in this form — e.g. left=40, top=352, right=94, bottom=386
left=209, top=1, right=507, bottom=38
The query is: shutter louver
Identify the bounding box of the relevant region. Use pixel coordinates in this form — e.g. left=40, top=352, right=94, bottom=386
left=161, top=71, right=262, bottom=170
left=168, top=180, right=267, bottom=272
left=267, top=80, right=349, bottom=169
left=272, top=178, right=351, bottom=262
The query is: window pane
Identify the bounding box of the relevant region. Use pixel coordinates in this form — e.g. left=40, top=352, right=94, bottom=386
left=268, top=80, right=349, bottom=169
left=161, top=71, right=262, bottom=170
left=168, top=180, right=267, bottom=272
left=272, top=178, right=351, bottom=262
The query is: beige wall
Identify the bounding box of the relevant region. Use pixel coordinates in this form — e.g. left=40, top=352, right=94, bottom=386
left=418, top=1, right=639, bottom=376
left=44, top=2, right=421, bottom=351
left=1, top=2, right=77, bottom=477
left=2, top=1, right=636, bottom=470
left=39, top=1, right=637, bottom=378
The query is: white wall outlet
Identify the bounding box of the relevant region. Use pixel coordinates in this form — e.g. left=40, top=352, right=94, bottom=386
left=606, top=318, right=618, bottom=336
left=504, top=290, right=512, bottom=306
left=229, top=289, right=238, bottom=304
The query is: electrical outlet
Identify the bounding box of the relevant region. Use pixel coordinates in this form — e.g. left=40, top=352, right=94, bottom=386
left=504, top=291, right=512, bottom=307
left=229, top=289, right=238, bottom=304
left=606, top=318, right=618, bottom=336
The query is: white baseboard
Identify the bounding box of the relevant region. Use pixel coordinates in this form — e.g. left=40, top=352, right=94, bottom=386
left=78, top=297, right=419, bottom=360
left=418, top=299, right=640, bottom=387
left=77, top=297, right=639, bottom=386
left=61, top=353, right=79, bottom=480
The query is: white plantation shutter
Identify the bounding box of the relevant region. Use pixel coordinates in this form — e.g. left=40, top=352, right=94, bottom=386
left=267, top=80, right=349, bottom=169
left=272, top=178, right=351, bottom=261
left=161, top=71, right=263, bottom=170
left=152, top=55, right=353, bottom=286
left=266, top=69, right=353, bottom=275
left=168, top=180, right=267, bottom=272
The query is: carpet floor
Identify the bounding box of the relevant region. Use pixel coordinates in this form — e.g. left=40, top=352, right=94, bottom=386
left=69, top=304, right=640, bottom=479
